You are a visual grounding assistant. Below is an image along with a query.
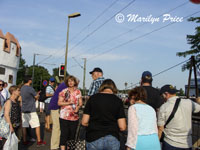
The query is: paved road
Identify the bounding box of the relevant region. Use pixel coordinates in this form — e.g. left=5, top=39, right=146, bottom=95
left=18, top=112, right=51, bottom=150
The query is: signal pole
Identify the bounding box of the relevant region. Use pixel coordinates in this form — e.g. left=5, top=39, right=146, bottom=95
left=32, top=53, right=39, bottom=87
left=83, top=58, right=87, bottom=96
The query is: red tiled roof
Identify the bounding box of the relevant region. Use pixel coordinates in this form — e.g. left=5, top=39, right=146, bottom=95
left=0, top=29, right=5, bottom=39
left=0, top=29, right=21, bottom=56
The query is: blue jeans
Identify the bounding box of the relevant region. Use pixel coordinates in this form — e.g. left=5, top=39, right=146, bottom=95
left=162, top=141, right=192, bottom=150
left=86, top=135, right=120, bottom=150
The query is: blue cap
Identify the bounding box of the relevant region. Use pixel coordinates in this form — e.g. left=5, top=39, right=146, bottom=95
left=160, top=84, right=178, bottom=95
left=142, top=71, right=152, bottom=79
left=49, top=77, right=55, bottom=82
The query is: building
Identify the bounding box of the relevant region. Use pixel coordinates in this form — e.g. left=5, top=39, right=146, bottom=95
left=185, top=78, right=200, bottom=97
left=0, top=29, right=21, bottom=87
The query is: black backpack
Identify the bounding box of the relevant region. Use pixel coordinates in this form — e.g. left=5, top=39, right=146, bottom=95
left=39, top=85, right=54, bottom=102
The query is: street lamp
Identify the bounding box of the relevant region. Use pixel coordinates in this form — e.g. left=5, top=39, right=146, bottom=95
left=64, top=12, right=81, bottom=80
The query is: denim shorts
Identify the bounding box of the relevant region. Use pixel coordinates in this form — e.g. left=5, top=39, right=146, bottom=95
left=86, top=135, right=120, bottom=150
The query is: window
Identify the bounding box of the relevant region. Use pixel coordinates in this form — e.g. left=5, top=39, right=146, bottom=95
left=8, top=75, right=13, bottom=84
left=0, top=67, right=5, bottom=75
left=4, top=39, right=8, bottom=49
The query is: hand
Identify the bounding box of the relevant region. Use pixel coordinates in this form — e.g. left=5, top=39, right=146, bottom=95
left=74, top=107, right=79, bottom=113
left=127, top=147, right=131, bottom=150
left=10, top=126, right=14, bottom=133
left=67, top=101, right=73, bottom=105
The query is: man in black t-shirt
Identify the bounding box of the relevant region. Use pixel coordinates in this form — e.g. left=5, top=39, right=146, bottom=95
left=140, top=71, right=164, bottom=111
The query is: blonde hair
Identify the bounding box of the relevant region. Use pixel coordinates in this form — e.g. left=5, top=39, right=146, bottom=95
left=9, top=85, right=19, bottom=95
left=99, top=79, right=118, bottom=94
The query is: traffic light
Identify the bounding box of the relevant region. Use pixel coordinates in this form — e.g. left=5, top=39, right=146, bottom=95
left=59, top=64, right=65, bottom=77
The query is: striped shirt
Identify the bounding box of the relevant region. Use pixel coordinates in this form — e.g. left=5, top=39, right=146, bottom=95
left=45, top=85, right=55, bottom=103
left=88, top=77, right=105, bottom=96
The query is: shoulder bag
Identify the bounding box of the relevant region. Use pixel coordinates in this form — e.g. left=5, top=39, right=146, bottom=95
left=160, top=98, right=181, bottom=142
left=0, top=101, right=12, bottom=139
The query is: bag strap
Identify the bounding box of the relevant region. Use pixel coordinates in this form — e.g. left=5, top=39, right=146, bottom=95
left=164, top=98, right=181, bottom=128
left=48, top=85, right=55, bottom=92
left=0, top=99, right=12, bottom=117
left=75, top=119, right=82, bottom=140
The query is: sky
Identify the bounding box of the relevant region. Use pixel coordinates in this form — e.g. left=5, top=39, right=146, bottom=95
left=0, top=0, right=200, bottom=90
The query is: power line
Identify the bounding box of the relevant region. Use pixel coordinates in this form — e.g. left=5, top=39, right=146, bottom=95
left=69, top=0, right=121, bottom=43
left=87, top=10, right=200, bottom=62
left=69, top=0, right=136, bottom=52
left=72, top=57, right=83, bottom=69
left=37, top=45, right=65, bottom=65
left=72, top=1, right=189, bottom=59
left=127, top=58, right=190, bottom=89
left=68, top=9, right=199, bottom=69
left=51, top=0, right=136, bottom=65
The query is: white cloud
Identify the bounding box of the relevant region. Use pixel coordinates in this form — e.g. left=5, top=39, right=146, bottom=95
left=0, top=17, right=44, bottom=29
left=20, top=40, right=132, bottom=67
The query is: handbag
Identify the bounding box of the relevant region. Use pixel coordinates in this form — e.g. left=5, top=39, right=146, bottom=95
left=67, top=139, right=86, bottom=150
left=3, top=132, right=19, bottom=150
left=0, top=104, right=10, bottom=139
left=160, top=98, right=181, bottom=142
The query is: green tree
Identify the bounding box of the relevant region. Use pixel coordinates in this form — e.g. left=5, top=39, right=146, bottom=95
left=176, top=17, right=200, bottom=71
left=52, top=67, right=59, bottom=77
left=17, top=55, right=28, bottom=85
left=27, top=65, right=51, bottom=91
left=179, top=88, right=185, bottom=96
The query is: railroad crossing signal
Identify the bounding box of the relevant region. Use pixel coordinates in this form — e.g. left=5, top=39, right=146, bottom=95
left=59, top=64, right=65, bottom=77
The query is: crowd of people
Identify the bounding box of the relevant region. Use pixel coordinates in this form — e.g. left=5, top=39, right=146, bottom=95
left=0, top=67, right=200, bottom=150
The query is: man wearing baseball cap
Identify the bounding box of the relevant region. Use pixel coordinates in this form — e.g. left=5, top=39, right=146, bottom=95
left=44, top=77, right=55, bottom=132
left=140, top=71, right=164, bottom=111
left=158, top=84, right=200, bottom=150
left=88, top=67, right=105, bottom=96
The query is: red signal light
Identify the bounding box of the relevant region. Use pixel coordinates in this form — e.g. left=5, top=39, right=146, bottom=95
left=190, top=0, right=200, bottom=4
left=59, top=65, right=65, bottom=77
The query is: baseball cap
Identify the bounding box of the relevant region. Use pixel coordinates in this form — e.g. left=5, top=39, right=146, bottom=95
left=142, top=71, right=152, bottom=79
left=160, top=84, right=178, bottom=95
left=89, top=67, right=103, bottom=74
left=49, top=77, right=55, bottom=82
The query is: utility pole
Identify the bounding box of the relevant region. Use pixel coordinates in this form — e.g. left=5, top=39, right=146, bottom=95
left=32, top=53, right=36, bottom=87
left=83, top=58, right=87, bottom=96
left=187, top=56, right=199, bottom=98
left=64, top=17, right=70, bottom=81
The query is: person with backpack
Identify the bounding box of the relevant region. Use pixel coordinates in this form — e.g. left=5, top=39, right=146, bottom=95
left=44, top=77, right=55, bottom=131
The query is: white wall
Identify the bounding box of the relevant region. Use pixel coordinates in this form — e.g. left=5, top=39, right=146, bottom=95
left=0, top=38, right=4, bottom=50
left=0, top=37, right=20, bottom=86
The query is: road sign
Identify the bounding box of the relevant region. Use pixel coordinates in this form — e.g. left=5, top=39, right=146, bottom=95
left=43, top=80, right=48, bottom=86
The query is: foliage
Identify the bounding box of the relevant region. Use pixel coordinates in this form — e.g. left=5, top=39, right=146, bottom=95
left=16, top=55, right=28, bottom=86
left=27, top=65, right=51, bottom=91
left=52, top=67, right=59, bottom=77
left=176, top=17, right=200, bottom=71
left=177, top=88, right=185, bottom=96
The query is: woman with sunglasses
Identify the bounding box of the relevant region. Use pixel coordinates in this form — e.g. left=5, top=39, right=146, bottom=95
left=0, top=80, right=5, bottom=111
